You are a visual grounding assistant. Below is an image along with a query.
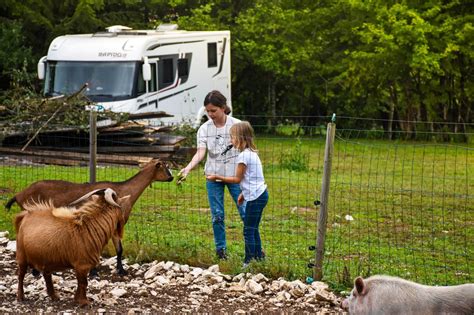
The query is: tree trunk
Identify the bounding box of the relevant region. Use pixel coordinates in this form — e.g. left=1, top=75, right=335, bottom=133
left=388, top=82, right=398, bottom=140
left=267, top=77, right=276, bottom=129
left=142, top=0, right=150, bottom=24
left=457, top=52, right=470, bottom=135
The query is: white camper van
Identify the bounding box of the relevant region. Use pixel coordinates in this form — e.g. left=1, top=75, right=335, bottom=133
left=37, top=24, right=231, bottom=125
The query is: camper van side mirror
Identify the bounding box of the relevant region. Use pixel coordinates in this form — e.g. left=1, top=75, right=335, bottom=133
left=37, top=56, right=47, bottom=80
left=142, top=60, right=151, bottom=81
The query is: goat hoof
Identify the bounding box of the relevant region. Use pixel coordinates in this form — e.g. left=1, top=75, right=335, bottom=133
left=78, top=300, right=91, bottom=307
left=75, top=297, right=90, bottom=307
left=31, top=269, right=41, bottom=277
left=49, top=293, right=59, bottom=301
left=117, top=269, right=128, bottom=276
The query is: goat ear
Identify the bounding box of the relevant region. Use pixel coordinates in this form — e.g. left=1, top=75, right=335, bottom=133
left=355, top=277, right=366, bottom=295
left=119, top=195, right=131, bottom=202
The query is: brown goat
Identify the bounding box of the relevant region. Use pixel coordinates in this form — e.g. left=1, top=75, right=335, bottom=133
left=15, top=188, right=126, bottom=306
left=7, top=159, right=173, bottom=275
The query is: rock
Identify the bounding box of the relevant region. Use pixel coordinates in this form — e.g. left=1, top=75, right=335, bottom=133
left=144, top=264, right=162, bottom=279
left=245, top=280, right=264, bottom=294
left=190, top=267, right=203, bottom=278
left=163, top=261, right=174, bottom=270
left=208, top=264, right=219, bottom=273
left=110, top=288, right=127, bottom=298
left=6, top=241, right=16, bottom=252
left=103, top=256, right=117, bottom=266
left=290, top=287, right=305, bottom=298
left=311, top=281, right=329, bottom=291
left=252, top=273, right=269, bottom=283
left=154, top=275, right=170, bottom=286
left=232, top=273, right=245, bottom=282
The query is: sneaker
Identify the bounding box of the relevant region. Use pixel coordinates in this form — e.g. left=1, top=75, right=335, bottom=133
left=216, top=248, right=227, bottom=260
left=242, top=262, right=249, bottom=269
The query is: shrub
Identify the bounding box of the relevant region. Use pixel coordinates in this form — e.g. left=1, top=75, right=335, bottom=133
left=279, top=138, right=309, bottom=172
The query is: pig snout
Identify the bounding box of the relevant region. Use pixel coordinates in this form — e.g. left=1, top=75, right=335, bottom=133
left=341, top=298, right=349, bottom=310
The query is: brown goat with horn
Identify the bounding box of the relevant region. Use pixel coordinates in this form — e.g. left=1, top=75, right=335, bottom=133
left=6, top=159, right=173, bottom=275
left=15, top=188, right=127, bottom=306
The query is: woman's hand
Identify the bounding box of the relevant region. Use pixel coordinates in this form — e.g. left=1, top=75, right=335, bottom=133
left=176, top=169, right=189, bottom=185
left=238, top=193, right=245, bottom=206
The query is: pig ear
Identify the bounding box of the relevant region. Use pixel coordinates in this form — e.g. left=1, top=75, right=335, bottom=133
left=355, top=277, right=365, bottom=295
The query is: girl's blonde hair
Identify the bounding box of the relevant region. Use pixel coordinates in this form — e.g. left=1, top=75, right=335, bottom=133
left=230, top=121, right=257, bottom=151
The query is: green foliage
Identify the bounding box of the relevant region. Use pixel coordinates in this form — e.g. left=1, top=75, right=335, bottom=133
left=279, top=138, right=309, bottom=172
left=0, top=76, right=128, bottom=134
left=0, top=20, right=33, bottom=80
left=275, top=121, right=301, bottom=136
left=62, top=1, right=104, bottom=34
left=172, top=122, right=198, bottom=146
left=0, top=0, right=472, bottom=132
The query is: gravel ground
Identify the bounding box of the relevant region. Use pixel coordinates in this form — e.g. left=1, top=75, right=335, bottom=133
left=0, top=233, right=345, bottom=314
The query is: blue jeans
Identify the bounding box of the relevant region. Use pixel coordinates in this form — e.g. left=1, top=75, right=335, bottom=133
left=206, top=180, right=246, bottom=251
left=243, top=189, right=268, bottom=264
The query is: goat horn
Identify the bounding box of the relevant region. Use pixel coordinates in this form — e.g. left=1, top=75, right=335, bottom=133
left=69, top=188, right=107, bottom=206
left=104, top=188, right=121, bottom=208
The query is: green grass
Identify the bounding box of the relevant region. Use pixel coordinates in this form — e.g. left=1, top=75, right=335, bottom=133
left=0, top=134, right=472, bottom=291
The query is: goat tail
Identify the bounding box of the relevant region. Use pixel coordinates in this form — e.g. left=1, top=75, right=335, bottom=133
left=5, top=196, right=16, bottom=211
left=14, top=211, right=27, bottom=232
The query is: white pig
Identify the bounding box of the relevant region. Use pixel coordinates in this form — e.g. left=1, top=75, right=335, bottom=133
left=342, top=275, right=474, bottom=315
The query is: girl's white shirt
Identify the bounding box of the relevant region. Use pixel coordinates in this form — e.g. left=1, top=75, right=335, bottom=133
left=237, top=148, right=267, bottom=201
left=197, top=116, right=241, bottom=176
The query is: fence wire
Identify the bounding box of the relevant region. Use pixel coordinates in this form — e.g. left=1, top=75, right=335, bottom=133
left=0, top=116, right=472, bottom=288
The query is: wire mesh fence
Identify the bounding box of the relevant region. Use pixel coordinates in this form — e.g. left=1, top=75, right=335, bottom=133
left=0, top=115, right=472, bottom=288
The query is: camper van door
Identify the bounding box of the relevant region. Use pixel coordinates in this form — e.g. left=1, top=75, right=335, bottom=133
left=139, top=58, right=159, bottom=112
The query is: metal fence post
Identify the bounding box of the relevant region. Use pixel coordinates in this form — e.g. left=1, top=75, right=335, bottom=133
left=314, top=118, right=336, bottom=280
left=89, top=109, right=97, bottom=183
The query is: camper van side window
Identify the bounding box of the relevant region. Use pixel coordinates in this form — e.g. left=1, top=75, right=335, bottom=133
left=163, top=59, right=174, bottom=84
left=208, top=43, right=217, bottom=67
left=178, top=59, right=188, bottom=77
left=157, top=57, right=175, bottom=90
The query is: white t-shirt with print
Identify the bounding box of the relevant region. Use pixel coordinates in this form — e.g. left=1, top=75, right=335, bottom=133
left=237, top=148, right=267, bottom=201
left=197, top=116, right=241, bottom=176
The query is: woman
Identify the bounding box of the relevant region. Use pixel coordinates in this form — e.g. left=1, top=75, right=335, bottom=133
left=177, top=90, right=245, bottom=259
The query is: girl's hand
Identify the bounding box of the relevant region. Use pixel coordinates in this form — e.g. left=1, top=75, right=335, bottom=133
left=238, top=193, right=244, bottom=206
left=206, top=175, right=217, bottom=181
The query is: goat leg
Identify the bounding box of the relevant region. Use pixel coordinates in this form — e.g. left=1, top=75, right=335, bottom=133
left=113, top=238, right=128, bottom=276
left=17, top=263, right=27, bottom=301
left=43, top=271, right=59, bottom=301
left=74, top=268, right=90, bottom=307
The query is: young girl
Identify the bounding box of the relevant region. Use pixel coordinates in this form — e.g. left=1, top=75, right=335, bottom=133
left=207, top=121, right=268, bottom=266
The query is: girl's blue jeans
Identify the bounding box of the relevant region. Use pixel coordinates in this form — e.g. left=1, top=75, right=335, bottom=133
left=206, top=180, right=246, bottom=251
left=243, top=189, right=268, bottom=264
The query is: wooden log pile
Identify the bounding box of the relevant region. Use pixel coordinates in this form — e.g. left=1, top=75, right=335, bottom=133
left=0, top=112, right=196, bottom=167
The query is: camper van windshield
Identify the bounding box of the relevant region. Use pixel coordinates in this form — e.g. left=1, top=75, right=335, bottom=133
left=44, top=61, right=139, bottom=102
